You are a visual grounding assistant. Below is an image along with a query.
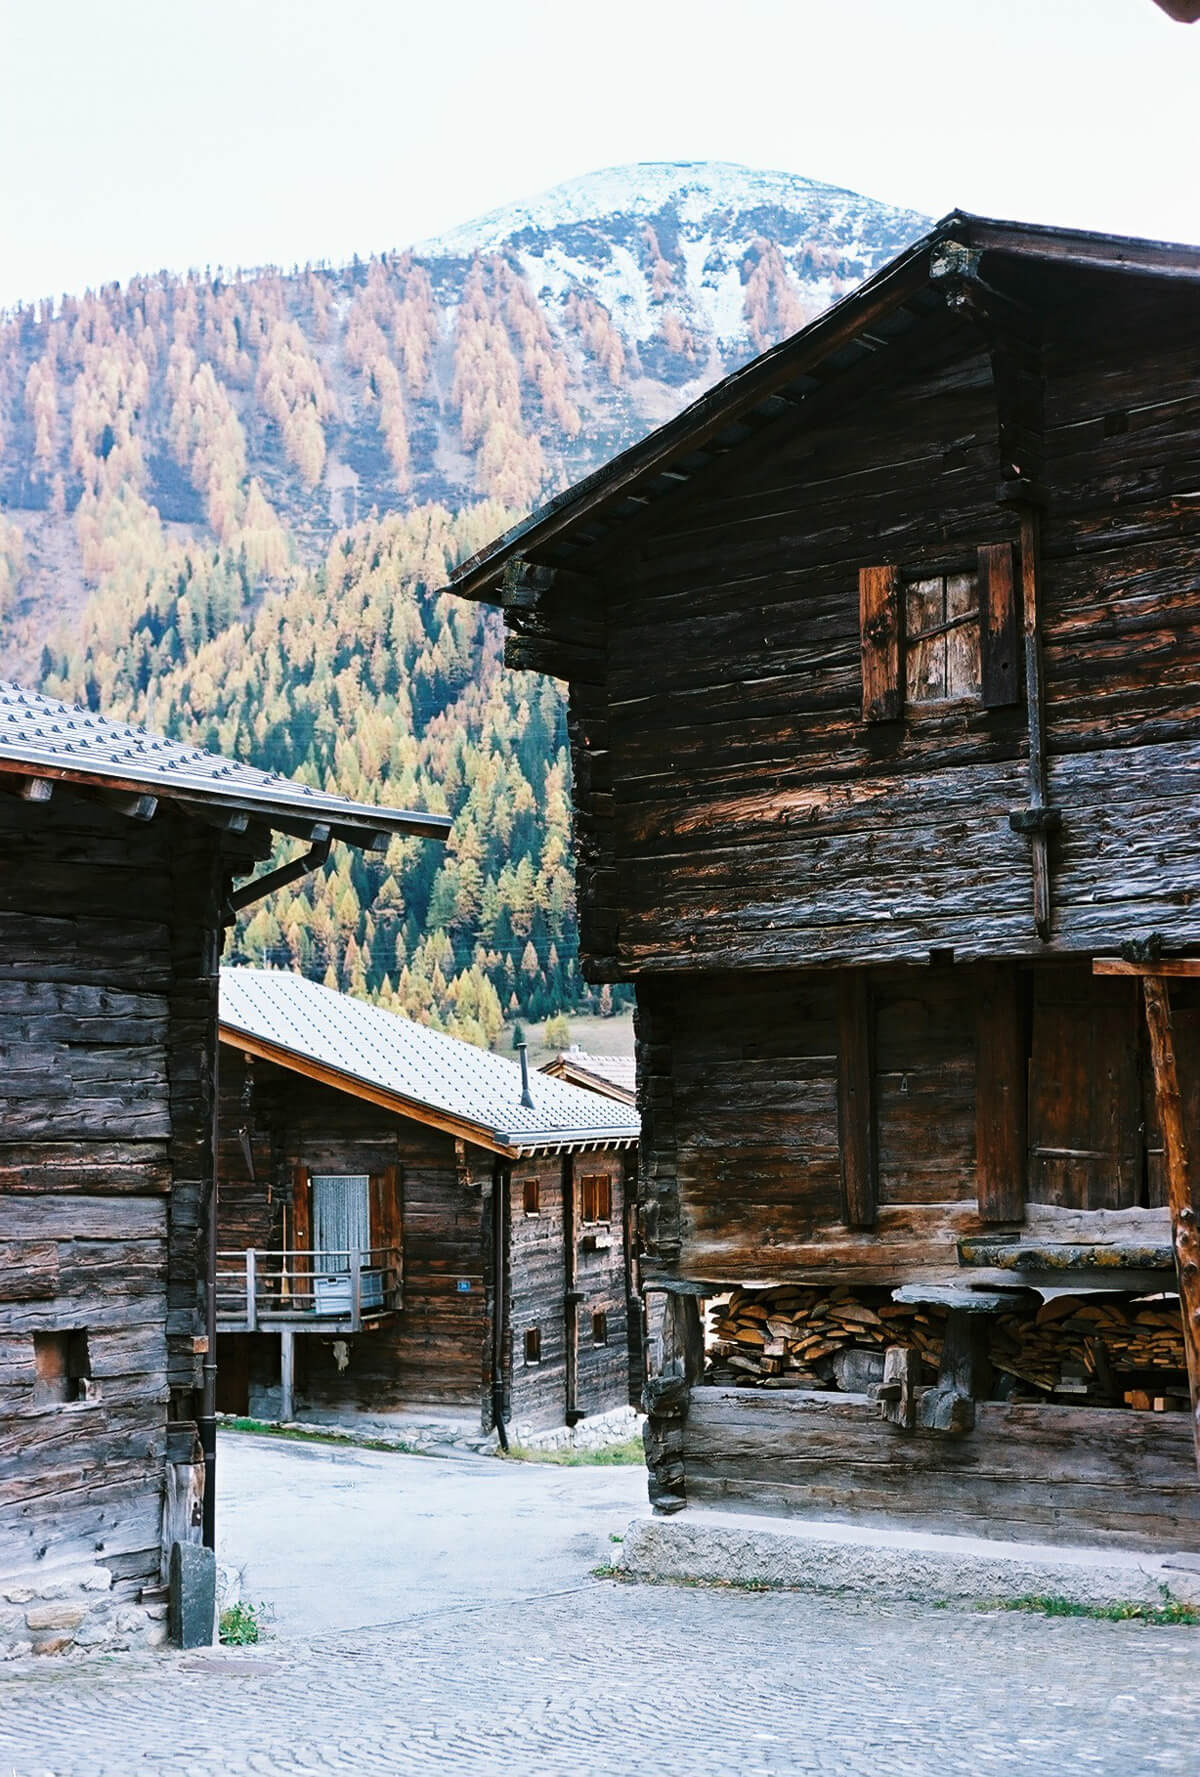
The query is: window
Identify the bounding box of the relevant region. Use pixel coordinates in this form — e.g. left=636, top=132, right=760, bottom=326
left=311, top=1175, right=382, bottom=1311
left=860, top=545, right=1020, bottom=723
left=33, top=1330, right=92, bottom=1406
left=580, top=1174, right=612, bottom=1224
left=591, top=1310, right=608, bottom=1346
left=521, top=1177, right=540, bottom=1216
left=905, top=574, right=979, bottom=706
left=524, top=1326, right=542, bottom=1365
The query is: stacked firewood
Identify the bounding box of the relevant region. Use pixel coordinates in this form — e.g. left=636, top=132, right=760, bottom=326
left=705, top=1286, right=1186, bottom=1404
left=706, top=1285, right=945, bottom=1389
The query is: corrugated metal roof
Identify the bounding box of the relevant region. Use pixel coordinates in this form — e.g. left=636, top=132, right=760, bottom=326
left=219, top=967, right=640, bottom=1155
left=540, top=1047, right=637, bottom=1105
left=0, top=682, right=450, bottom=845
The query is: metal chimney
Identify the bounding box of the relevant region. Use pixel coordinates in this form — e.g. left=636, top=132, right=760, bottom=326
left=516, top=1040, right=535, bottom=1109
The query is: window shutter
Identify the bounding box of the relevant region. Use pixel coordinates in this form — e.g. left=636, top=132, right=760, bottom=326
left=290, top=1166, right=312, bottom=1309
left=859, top=565, right=903, bottom=722
left=978, top=542, right=1022, bottom=709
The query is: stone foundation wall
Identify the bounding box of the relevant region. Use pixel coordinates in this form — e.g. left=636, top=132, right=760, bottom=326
left=0, top=1566, right=168, bottom=1659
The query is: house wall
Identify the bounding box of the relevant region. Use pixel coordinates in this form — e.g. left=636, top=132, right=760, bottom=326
left=0, top=795, right=224, bottom=1653
left=574, top=275, right=1200, bottom=977
left=216, top=1051, right=489, bottom=1416
left=507, top=1150, right=634, bottom=1432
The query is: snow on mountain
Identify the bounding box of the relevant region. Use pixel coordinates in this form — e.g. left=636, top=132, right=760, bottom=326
left=417, top=161, right=930, bottom=353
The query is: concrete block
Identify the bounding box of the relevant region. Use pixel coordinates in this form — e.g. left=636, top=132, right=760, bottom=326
left=169, top=1541, right=215, bottom=1650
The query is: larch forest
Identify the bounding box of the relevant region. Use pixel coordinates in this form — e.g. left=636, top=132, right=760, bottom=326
left=0, top=164, right=926, bottom=1045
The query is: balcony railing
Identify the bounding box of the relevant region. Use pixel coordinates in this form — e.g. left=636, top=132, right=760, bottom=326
left=215, top=1246, right=403, bottom=1333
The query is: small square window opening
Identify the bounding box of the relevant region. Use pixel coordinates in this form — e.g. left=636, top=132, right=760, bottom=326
left=522, top=1177, right=540, bottom=1216
left=33, top=1330, right=93, bottom=1407
left=591, top=1310, right=608, bottom=1346
left=524, top=1327, right=542, bottom=1365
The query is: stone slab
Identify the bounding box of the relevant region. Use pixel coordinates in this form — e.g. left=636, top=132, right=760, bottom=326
left=618, top=1505, right=1200, bottom=1607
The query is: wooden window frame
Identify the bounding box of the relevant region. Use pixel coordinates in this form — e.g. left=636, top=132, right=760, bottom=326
left=521, top=1176, right=541, bottom=1217
left=523, top=1326, right=542, bottom=1365
left=591, top=1309, right=608, bottom=1347
left=860, top=545, right=1021, bottom=724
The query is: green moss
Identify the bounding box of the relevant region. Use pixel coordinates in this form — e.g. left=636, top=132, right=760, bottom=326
left=495, top=1435, right=644, bottom=1467
left=990, top=1589, right=1198, bottom=1626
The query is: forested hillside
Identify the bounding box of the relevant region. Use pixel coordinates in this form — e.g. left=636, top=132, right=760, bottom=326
left=0, top=162, right=927, bottom=1038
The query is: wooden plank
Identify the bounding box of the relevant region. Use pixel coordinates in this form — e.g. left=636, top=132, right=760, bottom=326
left=1096, top=957, right=1200, bottom=977
left=978, top=542, right=1021, bottom=708
left=944, top=572, right=981, bottom=700
left=974, top=965, right=1026, bottom=1222
left=1019, top=509, right=1052, bottom=939
left=859, top=565, right=902, bottom=723
left=905, top=578, right=946, bottom=704
left=1140, top=974, right=1200, bottom=1474
left=836, top=972, right=876, bottom=1228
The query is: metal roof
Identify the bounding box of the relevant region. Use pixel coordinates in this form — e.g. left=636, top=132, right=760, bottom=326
left=539, top=1047, right=637, bottom=1106
left=446, top=210, right=1200, bottom=604
left=0, top=682, right=451, bottom=847
left=219, top=967, right=640, bottom=1157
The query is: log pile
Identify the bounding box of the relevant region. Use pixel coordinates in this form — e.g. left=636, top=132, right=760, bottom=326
left=705, top=1285, right=1187, bottom=1406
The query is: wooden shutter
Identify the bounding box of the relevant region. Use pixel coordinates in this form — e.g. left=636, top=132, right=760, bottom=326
left=978, top=542, right=1022, bottom=709
left=859, top=564, right=903, bottom=723
left=369, top=1165, right=402, bottom=1303
left=837, top=971, right=877, bottom=1227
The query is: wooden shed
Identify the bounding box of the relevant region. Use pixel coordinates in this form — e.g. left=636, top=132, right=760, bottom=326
left=0, top=684, right=447, bottom=1650
left=215, top=968, right=641, bottom=1436
left=540, top=1047, right=637, bottom=1107
left=449, top=213, right=1200, bottom=1551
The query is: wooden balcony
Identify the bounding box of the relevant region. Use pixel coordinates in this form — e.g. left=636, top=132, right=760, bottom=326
left=216, top=1246, right=403, bottom=1335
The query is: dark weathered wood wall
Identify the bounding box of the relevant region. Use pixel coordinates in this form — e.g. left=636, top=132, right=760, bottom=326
left=566, top=278, right=1200, bottom=977
left=0, top=797, right=223, bottom=1593
left=684, top=1386, right=1200, bottom=1551
left=217, top=1051, right=488, bottom=1411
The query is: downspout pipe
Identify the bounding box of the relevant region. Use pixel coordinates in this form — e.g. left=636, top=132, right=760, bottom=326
left=201, top=832, right=335, bottom=1549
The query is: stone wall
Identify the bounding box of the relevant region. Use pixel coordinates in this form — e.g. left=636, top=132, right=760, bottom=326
left=0, top=1565, right=168, bottom=1659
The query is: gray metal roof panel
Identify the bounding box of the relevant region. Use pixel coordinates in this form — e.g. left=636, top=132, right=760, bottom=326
left=219, top=967, right=640, bottom=1152
left=0, top=683, right=450, bottom=842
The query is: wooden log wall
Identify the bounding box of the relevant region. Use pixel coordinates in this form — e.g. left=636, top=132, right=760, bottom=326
left=567, top=276, right=1200, bottom=976
left=0, top=797, right=227, bottom=1593
left=636, top=963, right=1177, bottom=1284
left=682, top=1386, right=1200, bottom=1552
left=216, top=1053, right=487, bottom=1412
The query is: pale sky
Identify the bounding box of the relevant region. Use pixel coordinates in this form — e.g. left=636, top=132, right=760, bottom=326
left=1, top=0, right=1198, bottom=309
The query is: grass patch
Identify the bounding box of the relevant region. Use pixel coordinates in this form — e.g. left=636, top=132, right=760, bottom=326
left=992, top=1589, right=1198, bottom=1626
left=218, top=1601, right=265, bottom=1646
left=496, top=1435, right=644, bottom=1467
left=220, top=1416, right=427, bottom=1457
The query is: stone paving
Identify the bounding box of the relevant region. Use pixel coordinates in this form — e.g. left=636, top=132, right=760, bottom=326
left=2, top=1433, right=1197, bottom=1776
left=2, top=1578, right=1197, bottom=1776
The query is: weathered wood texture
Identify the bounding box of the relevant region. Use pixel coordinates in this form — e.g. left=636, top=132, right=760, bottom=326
left=683, top=1386, right=1200, bottom=1551
left=217, top=1050, right=634, bottom=1430
left=637, top=963, right=1176, bottom=1283
left=545, top=282, right=1200, bottom=975
left=0, top=795, right=231, bottom=1593
left=217, top=1052, right=486, bottom=1411
left=508, top=1152, right=631, bottom=1431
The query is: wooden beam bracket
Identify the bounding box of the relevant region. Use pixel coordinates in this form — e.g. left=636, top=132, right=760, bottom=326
left=1008, top=805, right=1061, bottom=836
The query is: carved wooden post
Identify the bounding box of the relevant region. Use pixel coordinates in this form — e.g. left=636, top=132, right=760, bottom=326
left=1141, top=974, right=1200, bottom=1472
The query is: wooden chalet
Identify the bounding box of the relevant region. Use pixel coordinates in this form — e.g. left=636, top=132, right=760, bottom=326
left=215, top=968, right=641, bottom=1435
left=0, top=685, right=448, bottom=1650
left=540, top=1046, right=637, bottom=1107
left=450, top=213, right=1200, bottom=1551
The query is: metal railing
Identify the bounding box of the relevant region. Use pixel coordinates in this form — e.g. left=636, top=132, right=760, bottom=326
left=215, top=1246, right=403, bottom=1332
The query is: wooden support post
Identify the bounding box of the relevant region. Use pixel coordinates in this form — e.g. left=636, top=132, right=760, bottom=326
left=279, top=1327, right=295, bottom=1424
left=350, top=1248, right=362, bottom=1332
left=245, top=1249, right=257, bottom=1332
left=837, top=971, right=877, bottom=1227
left=1140, top=973, right=1200, bottom=1473
left=563, top=1156, right=581, bottom=1425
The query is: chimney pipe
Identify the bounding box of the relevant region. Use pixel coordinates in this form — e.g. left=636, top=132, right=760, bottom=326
left=516, top=1040, right=534, bottom=1110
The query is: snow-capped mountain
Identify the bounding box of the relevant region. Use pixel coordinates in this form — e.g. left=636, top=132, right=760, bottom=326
left=418, top=160, right=929, bottom=357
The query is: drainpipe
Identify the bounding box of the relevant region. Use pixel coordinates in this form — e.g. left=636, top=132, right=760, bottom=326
left=491, top=1159, right=509, bottom=1451
left=201, top=832, right=335, bottom=1549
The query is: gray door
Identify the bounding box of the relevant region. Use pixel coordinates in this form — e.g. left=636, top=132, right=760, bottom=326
left=312, top=1175, right=371, bottom=1313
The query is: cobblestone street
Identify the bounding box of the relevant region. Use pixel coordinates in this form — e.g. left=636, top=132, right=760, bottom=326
left=1, top=1436, right=1197, bottom=1776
